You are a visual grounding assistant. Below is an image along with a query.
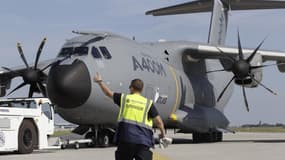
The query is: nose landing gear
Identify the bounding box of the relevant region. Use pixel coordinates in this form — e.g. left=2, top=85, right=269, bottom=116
left=85, top=126, right=115, bottom=147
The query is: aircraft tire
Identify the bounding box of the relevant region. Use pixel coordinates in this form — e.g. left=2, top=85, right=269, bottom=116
left=192, top=132, right=202, bottom=143
left=193, top=132, right=222, bottom=143
left=98, top=129, right=114, bottom=147
left=18, top=120, right=37, bottom=154
left=98, top=132, right=110, bottom=147
left=61, top=144, right=67, bottom=149
left=216, top=132, right=223, bottom=142
left=74, top=142, right=80, bottom=149
left=211, top=132, right=218, bottom=142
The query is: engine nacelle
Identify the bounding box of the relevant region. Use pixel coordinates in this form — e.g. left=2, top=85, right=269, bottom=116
left=277, top=61, right=285, bottom=73
left=235, top=52, right=263, bottom=88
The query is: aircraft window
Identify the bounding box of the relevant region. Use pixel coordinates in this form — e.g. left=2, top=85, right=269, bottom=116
left=59, top=47, right=73, bottom=57
left=73, top=47, right=89, bottom=56
left=42, top=103, right=53, bottom=120
left=99, top=46, right=112, bottom=59
left=59, top=47, right=89, bottom=57
left=0, top=100, right=37, bottom=109
left=91, top=47, right=102, bottom=58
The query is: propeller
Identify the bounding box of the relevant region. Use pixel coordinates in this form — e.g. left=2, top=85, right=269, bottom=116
left=207, top=31, right=281, bottom=112
left=6, top=38, right=49, bottom=98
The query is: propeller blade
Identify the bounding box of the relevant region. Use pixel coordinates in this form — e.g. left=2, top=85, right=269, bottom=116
left=37, top=82, right=47, bottom=97
left=17, top=43, right=30, bottom=68
left=41, top=63, right=54, bottom=72
left=34, top=38, right=47, bottom=69
left=246, top=38, right=266, bottom=63
left=216, top=47, right=236, bottom=62
left=206, top=69, right=227, bottom=74
left=250, top=75, right=277, bottom=95
left=40, top=60, right=60, bottom=72
left=7, top=82, right=27, bottom=96
left=241, top=80, right=249, bottom=112
left=237, top=31, right=244, bottom=60
left=251, top=62, right=285, bottom=70
left=2, top=66, right=13, bottom=72
left=1, top=66, right=18, bottom=76
left=41, top=55, right=70, bottom=72
left=28, top=85, right=36, bottom=98
left=217, top=76, right=235, bottom=102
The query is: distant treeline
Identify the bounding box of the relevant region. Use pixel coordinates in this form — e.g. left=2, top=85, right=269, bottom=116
left=241, top=123, right=285, bottom=128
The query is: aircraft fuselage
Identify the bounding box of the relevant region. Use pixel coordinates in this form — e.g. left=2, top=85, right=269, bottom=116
left=48, top=33, right=233, bottom=133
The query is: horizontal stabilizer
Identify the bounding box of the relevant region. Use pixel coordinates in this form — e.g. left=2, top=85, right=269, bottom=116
left=146, top=0, right=285, bottom=16
left=146, top=0, right=212, bottom=16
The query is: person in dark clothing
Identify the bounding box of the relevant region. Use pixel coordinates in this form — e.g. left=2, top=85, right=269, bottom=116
left=94, top=73, right=165, bottom=160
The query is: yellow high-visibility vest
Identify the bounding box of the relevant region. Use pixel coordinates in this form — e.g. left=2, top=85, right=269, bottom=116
left=117, top=93, right=153, bottom=129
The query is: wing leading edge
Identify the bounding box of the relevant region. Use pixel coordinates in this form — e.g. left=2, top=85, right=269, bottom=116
left=183, top=44, right=285, bottom=72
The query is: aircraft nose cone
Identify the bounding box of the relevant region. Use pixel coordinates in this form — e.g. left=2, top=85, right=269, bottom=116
left=47, top=59, right=91, bottom=108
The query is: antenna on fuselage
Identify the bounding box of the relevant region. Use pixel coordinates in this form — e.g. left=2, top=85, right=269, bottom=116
left=72, top=30, right=109, bottom=38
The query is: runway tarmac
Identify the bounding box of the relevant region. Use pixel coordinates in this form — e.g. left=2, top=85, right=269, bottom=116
left=1, top=132, right=285, bottom=160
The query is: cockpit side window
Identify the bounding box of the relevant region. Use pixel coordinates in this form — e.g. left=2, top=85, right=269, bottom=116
left=73, top=47, right=89, bottom=56
left=91, top=47, right=102, bottom=58
left=99, top=46, right=112, bottom=59
left=59, top=47, right=73, bottom=57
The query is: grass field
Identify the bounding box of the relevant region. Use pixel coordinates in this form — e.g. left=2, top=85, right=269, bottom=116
left=52, top=127, right=285, bottom=137
left=231, top=127, right=285, bottom=133
left=52, top=130, right=72, bottom=137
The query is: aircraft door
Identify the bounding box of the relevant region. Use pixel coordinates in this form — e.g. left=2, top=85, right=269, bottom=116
left=144, top=85, right=155, bottom=100
left=144, top=85, right=159, bottom=102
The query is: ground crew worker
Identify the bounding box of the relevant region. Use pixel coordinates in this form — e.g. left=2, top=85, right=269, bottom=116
left=94, top=73, right=166, bottom=160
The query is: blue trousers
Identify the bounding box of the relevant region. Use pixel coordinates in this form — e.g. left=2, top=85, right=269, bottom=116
left=115, top=142, right=153, bottom=160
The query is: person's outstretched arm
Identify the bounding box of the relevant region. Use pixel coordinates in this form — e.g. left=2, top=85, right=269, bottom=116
left=94, top=72, right=114, bottom=99
left=153, top=115, right=166, bottom=139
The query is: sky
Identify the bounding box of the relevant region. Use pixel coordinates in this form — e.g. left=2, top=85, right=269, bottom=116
left=0, top=0, right=285, bottom=126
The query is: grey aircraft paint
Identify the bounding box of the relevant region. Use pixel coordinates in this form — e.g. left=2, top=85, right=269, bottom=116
left=53, top=35, right=231, bottom=133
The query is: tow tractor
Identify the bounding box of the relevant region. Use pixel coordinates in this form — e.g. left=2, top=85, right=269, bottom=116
left=0, top=98, right=55, bottom=154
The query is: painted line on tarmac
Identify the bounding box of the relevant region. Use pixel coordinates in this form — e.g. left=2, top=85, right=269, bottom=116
left=153, top=152, right=171, bottom=160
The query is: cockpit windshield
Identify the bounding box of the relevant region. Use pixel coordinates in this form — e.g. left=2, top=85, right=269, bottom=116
left=59, top=47, right=73, bottom=57
left=58, top=47, right=89, bottom=57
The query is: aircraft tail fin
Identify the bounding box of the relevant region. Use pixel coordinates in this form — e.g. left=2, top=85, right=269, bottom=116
left=146, top=0, right=285, bottom=45
left=146, top=0, right=285, bottom=16
left=147, top=0, right=285, bottom=68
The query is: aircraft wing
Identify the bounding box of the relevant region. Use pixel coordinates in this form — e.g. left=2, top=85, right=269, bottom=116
left=183, top=44, right=285, bottom=71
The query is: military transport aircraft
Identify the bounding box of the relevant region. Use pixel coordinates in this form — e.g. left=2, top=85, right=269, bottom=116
left=1, top=0, right=285, bottom=146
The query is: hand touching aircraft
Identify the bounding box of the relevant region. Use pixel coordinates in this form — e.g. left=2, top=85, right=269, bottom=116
left=1, top=0, right=285, bottom=145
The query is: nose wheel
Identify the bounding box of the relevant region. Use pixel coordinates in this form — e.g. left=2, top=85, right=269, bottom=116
left=85, top=127, right=115, bottom=147
left=98, top=130, right=113, bottom=147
